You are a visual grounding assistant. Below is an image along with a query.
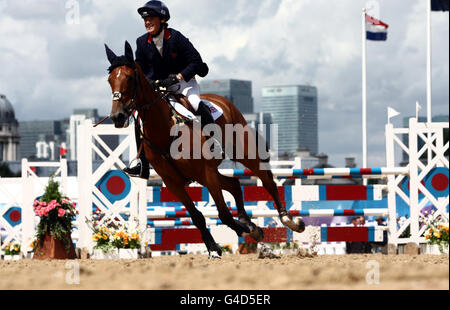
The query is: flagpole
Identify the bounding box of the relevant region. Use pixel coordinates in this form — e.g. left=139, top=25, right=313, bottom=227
left=362, top=7, right=368, bottom=185
left=426, top=0, right=432, bottom=163
left=427, top=0, right=432, bottom=124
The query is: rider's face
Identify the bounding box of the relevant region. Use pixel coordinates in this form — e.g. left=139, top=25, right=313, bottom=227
left=144, top=16, right=161, bottom=36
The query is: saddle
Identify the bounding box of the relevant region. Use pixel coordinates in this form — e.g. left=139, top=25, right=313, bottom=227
left=171, top=94, right=196, bottom=115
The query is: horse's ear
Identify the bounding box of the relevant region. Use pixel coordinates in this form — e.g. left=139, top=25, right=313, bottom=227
left=105, top=44, right=117, bottom=64
left=124, top=41, right=134, bottom=63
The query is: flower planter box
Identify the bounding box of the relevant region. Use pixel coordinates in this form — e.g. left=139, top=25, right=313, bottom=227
left=33, top=233, right=77, bottom=260
left=91, top=249, right=119, bottom=259
left=118, top=248, right=138, bottom=259
left=4, top=255, right=21, bottom=261
left=423, top=243, right=449, bottom=255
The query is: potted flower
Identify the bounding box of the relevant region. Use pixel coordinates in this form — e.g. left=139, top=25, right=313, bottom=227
left=424, top=221, right=449, bottom=254
left=112, top=230, right=141, bottom=259
left=33, top=176, right=77, bottom=260
left=86, top=211, right=120, bottom=259
left=86, top=211, right=142, bottom=259
left=221, top=244, right=233, bottom=255
left=4, top=242, right=21, bottom=260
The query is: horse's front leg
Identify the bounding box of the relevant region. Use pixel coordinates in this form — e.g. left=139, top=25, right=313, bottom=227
left=204, top=170, right=253, bottom=238
left=163, top=178, right=223, bottom=258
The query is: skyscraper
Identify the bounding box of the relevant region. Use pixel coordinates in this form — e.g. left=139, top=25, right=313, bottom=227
left=199, top=79, right=254, bottom=114
left=261, top=85, right=318, bottom=156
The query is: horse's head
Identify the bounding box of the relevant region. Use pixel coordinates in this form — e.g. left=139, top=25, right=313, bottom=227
left=105, top=41, right=138, bottom=128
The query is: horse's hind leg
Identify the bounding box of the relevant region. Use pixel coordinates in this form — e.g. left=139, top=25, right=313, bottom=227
left=217, top=174, right=264, bottom=242
left=163, top=179, right=222, bottom=258
left=239, top=159, right=305, bottom=233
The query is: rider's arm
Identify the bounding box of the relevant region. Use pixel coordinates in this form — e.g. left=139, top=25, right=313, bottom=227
left=175, top=31, right=205, bottom=82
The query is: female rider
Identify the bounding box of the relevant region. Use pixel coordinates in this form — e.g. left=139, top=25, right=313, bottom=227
left=124, top=0, right=213, bottom=179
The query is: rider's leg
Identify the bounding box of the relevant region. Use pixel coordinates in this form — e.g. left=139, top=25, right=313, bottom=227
left=177, top=78, right=215, bottom=128
left=123, top=122, right=150, bottom=179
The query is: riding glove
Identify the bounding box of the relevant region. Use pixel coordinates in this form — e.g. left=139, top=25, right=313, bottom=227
left=158, top=76, right=179, bottom=88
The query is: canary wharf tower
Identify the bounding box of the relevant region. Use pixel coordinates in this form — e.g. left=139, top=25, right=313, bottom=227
left=261, top=85, right=318, bottom=156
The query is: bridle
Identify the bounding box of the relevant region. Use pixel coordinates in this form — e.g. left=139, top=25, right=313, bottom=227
left=111, top=66, right=189, bottom=126
left=111, top=68, right=146, bottom=116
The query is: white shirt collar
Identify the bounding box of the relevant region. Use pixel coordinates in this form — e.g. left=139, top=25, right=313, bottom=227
left=152, top=30, right=164, bottom=56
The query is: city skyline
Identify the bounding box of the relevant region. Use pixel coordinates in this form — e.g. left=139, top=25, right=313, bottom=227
left=0, top=0, right=448, bottom=168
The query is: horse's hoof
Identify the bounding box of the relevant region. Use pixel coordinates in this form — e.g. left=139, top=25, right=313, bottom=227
left=295, top=217, right=306, bottom=233
left=249, top=223, right=265, bottom=242
left=208, top=251, right=222, bottom=259
left=281, top=215, right=305, bottom=233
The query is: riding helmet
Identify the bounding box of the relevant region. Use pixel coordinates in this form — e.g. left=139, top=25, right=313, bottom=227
left=138, top=1, right=170, bottom=22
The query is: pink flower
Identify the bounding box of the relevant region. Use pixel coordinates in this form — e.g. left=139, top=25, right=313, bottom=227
left=58, top=208, right=66, bottom=217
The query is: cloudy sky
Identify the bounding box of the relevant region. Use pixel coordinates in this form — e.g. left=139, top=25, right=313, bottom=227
left=0, top=0, right=448, bottom=167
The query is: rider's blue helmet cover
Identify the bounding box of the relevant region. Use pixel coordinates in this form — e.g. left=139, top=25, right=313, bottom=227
left=138, top=1, right=170, bottom=22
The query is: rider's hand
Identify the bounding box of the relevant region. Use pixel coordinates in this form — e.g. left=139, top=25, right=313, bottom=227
left=158, top=76, right=179, bottom=88
left=148, top=79, right=158, bottom=90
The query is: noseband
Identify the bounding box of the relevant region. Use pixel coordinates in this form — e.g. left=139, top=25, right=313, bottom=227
left=112, top=69, right=140, bottom=116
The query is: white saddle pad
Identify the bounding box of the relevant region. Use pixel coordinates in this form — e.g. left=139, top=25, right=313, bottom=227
left=168, top=98, right=223, bottom=121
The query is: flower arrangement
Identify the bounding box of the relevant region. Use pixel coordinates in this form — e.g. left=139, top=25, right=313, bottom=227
left=29, top=240, right=37, bottom=252
left=112, top=231, right=141, bottom=249
left=33, top=176, right=78, bottom=254
left=221, top=244, right=233, bottom=254
left=86, top=210, right=142, bottom=253
left=424, top=214, right=449, bottom=253
left=4, top=242, right=20, bottom=256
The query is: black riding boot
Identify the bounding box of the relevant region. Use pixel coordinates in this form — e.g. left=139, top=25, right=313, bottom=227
left=194, top=101, right=222, bottom=155
left=123, top=126, right=150, bottom=179
left=194, top=101, right=215, bottom=130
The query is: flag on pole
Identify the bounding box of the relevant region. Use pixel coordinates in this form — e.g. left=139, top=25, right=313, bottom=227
left=431, top=0, right=449, bottom=11
left=59, top=147, right=68, bottom=157
left=416, top=101, right=422, bottom=119
left=366, top=14, right=389, bottom=41
left=387, top=107, right=400, bottom=123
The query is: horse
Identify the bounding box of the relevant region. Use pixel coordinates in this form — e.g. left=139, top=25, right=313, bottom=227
left=104, top=41, right=305, bottom=258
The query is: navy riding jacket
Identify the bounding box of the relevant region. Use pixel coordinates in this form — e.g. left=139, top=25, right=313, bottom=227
left=135, top=28, right=208, bottom=82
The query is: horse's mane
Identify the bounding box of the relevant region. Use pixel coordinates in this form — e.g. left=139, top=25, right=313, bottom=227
left=107, top=56, right=136, bottom=74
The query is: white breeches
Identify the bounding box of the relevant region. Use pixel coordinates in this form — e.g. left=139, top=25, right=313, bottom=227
left=168, top=77, right=201, bottom=111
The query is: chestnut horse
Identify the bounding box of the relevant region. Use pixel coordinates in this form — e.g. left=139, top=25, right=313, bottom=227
left=105, top=41, right=304, bottom=258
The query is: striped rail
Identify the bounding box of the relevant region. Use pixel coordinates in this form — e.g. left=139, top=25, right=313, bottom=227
left=147, top=208, right=389, bottom=220
left=147, top=184, right=384, bottom=203
left=148, top=167, right=409, bottom=179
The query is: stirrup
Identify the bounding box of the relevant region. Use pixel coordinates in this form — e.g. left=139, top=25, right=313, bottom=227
left=123, top=158, right=141, bottom=173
